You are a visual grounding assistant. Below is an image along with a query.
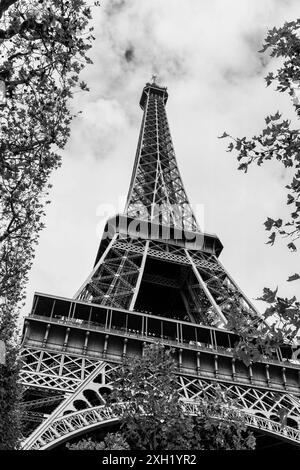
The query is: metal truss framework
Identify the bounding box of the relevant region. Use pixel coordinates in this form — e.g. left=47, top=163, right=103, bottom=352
left=21, top=359, right=300, bottom=449
left=23, top=403, right=300, bottom=450
left=20, top=348, right=100, bottom=393
left=125, top=83, right=198, bottom=232
left=76, top=236, right=260, bottom=328
left=75, top=81, right=261, bottom=327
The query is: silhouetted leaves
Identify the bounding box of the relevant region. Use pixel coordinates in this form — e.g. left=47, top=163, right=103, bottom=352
left=287, top=273, right=300, bottom=282
left=258, top=287, right=278, bottom=303
left=223, top=25, right=300, bottom=250
left=266, top=231, right=276, bottom=245
left=218, top=131, right=229, bottom=139
left=264, top=217, right=275, bottom=231
left=222, top=19, right=300, bottom=355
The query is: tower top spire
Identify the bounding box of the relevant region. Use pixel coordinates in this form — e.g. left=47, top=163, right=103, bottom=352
left=128, top=80, right=200, bottom=233
left=151, top=73, right=157, bottom=84
left=139, top=79, right=168, bottom=109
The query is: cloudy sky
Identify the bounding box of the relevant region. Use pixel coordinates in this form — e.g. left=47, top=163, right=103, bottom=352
left=22, top=0, right=300, bottom=320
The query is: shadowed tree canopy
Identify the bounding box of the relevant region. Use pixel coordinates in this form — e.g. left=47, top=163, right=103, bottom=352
left=0, top=0, right=98, bottom=448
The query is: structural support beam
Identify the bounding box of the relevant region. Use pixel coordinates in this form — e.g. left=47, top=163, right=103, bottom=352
left=73, top=233, right=118, bottom=300
left=185, top=249, right=227, bottom=326
left=129, top=240, right=150, bottom=311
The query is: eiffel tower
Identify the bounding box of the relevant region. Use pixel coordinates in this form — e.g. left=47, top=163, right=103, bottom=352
left=20, top=78, right=300, bottom=449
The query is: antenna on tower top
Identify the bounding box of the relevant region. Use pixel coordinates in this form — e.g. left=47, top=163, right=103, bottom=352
left=151, top=73, right=157, bottom=84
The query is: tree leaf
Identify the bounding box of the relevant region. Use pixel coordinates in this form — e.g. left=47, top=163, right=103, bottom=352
left=266, top=231, right=276, bottom=245
left=264, top=217, right=274, bottom=231
left=287, top=273, right=300, bottom=282
left=288, top=242, right=297, bottom=252
left=218, top=132, right=229, bottom=139
left=257, top=287, right=278, bottom=303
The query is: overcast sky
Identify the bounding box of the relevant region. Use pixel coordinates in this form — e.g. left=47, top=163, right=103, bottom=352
left=22, top=0, right=300, bottom=320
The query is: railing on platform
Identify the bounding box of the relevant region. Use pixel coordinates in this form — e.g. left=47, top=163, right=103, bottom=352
left=25, top=313, right=300, bottom=370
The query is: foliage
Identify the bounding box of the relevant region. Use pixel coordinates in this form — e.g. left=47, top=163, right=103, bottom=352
left=225, top=295, right=295, bottom=366
left=67, top=433, right=130, bottom=450
left=0, top=0, right=96, bottom=309
left=190, top=394, right=256, bottom=450
left=109, top=344, right=195, bottom=450
left=107, top=344, right=255, bottom=450
left=0, top=0, right=98, bottom=448
left=220, top=20, right=300, bottom=254
left=0, top=308, right=22, bottom=449
left=220, top=19, right=300, bottom=356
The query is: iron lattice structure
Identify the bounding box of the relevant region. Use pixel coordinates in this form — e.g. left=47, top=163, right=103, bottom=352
left=125, top=82, right=198, bottom=231
left=20, top=79, right=300, bottom=449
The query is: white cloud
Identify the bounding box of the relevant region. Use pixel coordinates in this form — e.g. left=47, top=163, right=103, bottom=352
left=67, top=97, right=129, bottom=160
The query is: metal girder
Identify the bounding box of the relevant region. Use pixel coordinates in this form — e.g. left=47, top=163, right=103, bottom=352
left=23, top=395, right=65, bottom=409
left=20, top=348, right=100, bottom=392
left=177, top=376, right=300, bottom=424
left=71, top=232, right=262, bottom=327
left=21, top=361, right=116, bottom=449
left=21, top=361, right=300, bottom=449
left=75, top=236, right=144, bottom=309
left=125, top=88, right=198, bottom=232
left=23, top=403, right=300, bottom=450
left=22, top=411, right=47, bottom=423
